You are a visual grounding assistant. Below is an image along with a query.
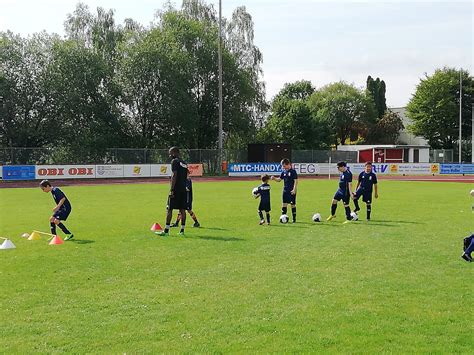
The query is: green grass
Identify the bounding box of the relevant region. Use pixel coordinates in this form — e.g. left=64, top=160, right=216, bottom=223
left=0, top=179, right=473, bottom=353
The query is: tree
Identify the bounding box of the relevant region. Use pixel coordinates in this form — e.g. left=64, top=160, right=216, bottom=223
left=43, top=39, right=128, bottom=161
left=1, top=0, right=267, bottom=157
left=406, top=67, right=473, bottom=149
left=0, top=31, right=59, bottom=149
left=256, top=80, right=330, bottom=149
left=365, top=110, right=404, bottom=144
left=366, top=76, right=387, bottom=119
left=274, top=80, right=315, bottom=101
left=308, top=82, right=376, bottom=146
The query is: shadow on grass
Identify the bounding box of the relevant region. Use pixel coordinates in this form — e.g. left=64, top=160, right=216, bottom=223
left=372, top=219, right=424, bottom=225
left=70, top=239, right=95, bottom=244
left=199, top=227, right=229, bottom=231
left=187, top=235, right=244, bottom=242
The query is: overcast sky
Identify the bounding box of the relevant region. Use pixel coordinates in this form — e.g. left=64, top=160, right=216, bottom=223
left=1, top=0, right=472, bottom=107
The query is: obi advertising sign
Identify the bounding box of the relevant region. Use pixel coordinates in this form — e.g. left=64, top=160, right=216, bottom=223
left=36, top=165, right=96, bottom=179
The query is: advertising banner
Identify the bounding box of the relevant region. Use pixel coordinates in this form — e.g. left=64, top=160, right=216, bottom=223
left=2, top=165, right=36, bottom=180
left=440, top=164, right=474, bottom=175
left=228, top=163, right=321, bottom=176
left=36, top=165, right=96, bottom=179
left=292, top=163, right=320, bottom=175
left=347, top=163, right=393, bottom=175
left=151, top=164, right=172, bottom=177
left=228, top=163, right=282, bottom=176
left=188, top=164, right=204, bottom=177
left=123, top=164, right=151, bottom=178
left=95, top=165, right=124, bottom=178
left=397, top=163, right=437, bottom=175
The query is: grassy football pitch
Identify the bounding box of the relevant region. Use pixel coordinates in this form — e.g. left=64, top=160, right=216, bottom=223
left=0, top=179, right=473, bottom=352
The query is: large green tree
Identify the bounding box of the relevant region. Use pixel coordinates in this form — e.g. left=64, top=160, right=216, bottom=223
left=406, top=67, right=473, bottom=149
left=43, top=39, right=128, bottom=161
left=308, top=82, right=376, bottom=146
left=0, top=32, right=59, bottom=149
left=256, top=80, right=331, bottom=149
left=0, top=0, right=267, bottom=157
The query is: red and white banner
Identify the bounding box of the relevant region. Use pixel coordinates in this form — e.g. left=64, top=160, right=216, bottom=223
left=188, top=163, right=203, bottom=177
left=36, top=165, right=96, bottom=179
left=32, top=163, right=204, bottom=180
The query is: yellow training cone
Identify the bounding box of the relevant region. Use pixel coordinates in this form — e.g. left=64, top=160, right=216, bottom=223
left=28, top=231, right=41, bottom=241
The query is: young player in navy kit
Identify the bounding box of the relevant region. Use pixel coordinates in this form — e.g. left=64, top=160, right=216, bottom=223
left=40, top=180, right=74, bottom=240
left=255, top=174, right=271, bottom=225
left=353, top=162, right=378, bottom=220
left=171, top=173, right=200, bottom=228
left=327, top=161, right=354, bottom=223
left=271, top=158, right=298, bottom=223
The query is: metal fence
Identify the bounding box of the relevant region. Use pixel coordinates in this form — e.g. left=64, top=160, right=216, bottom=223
left=0, top=147, right=458, bottom=169
left=429, top=149, right=454, bottom=163
left=292, top=150, right=358, bottom=163
left=0, top=147, right=359, bottom=164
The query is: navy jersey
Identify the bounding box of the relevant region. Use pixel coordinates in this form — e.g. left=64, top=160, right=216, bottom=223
left=171, top=158, right=188, bottom=192
left=186, top=178, right=193, bottom=202
left=358, top=171, right=377, bottom=192
left=51, top=187, right=71, bottom=211
left=280, top=168, right=298, bottom=192
left=338, top=169, right=352, bottom=193
left=257, top=183, right=271, bottom=203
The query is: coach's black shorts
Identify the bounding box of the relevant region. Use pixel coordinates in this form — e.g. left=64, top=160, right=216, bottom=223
left=282, top=191, right=296, bottom=205
left=53, top=208, right=71, bottom=221
left=168, top=190, right=187, bottom=210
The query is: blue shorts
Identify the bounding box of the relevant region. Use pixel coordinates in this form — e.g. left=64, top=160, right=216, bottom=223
left=333, top=190, right=350, bottom=204
left=53, top=208, right=71, bottom=221
left=282, top=191, right=296, bottom=205
left=354, top=189, right=372, bottom=203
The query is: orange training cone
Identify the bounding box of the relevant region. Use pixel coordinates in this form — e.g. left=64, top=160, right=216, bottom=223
left=150, top=223, right=162, bottom=231
left=49, top=235, right=64, bottom=245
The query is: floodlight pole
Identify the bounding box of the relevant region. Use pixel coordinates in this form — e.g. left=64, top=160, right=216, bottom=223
left=218, top=0, right=223, bottom=174
left=459, top=70, right=462, bottom=163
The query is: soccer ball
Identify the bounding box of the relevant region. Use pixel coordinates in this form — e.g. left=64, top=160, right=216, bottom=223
left=252, top=187, right=259, bottom=198
left=470, top=190, right=474, bottom=197
left=279, top=214, right=289, bottom=224
left=312, top=213, right=321, bottom=222
left=350, top=212, right=359, bottom=221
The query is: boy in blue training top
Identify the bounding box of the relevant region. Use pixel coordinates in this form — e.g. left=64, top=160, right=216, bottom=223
left=171, top=172, right=200, bottom=228
left=40, top=180, right=74, bottom=241
left=353, top=161, right=379, bottom=220
left=327, top=161, right=354, bottom=223
left=255, top=174, right=271, bottom=225
left=271, top=158, right=298, bottom=223
left=462, top=234, right=474, bottom=262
